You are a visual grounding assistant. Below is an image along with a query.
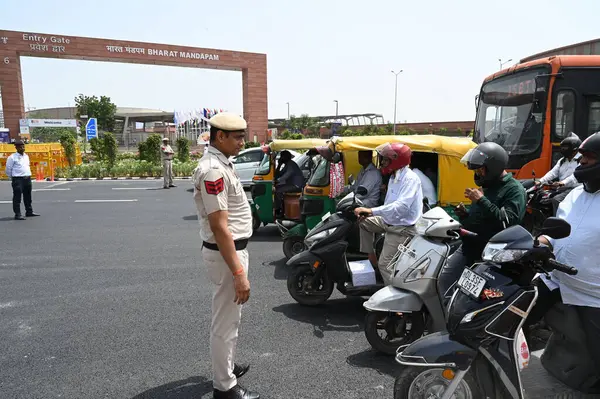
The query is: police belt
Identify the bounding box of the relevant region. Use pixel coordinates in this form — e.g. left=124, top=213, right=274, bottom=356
left=202, top=239, right=248, bottom=251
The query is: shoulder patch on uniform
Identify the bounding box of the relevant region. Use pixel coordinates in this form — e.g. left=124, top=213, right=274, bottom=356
left=204, top=177, right=225, bottom=195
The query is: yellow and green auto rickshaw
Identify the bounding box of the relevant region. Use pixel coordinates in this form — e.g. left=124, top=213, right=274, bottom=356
left=249, top=138, right=327, bottom=231
left=280, top=134, right=478, bottom=258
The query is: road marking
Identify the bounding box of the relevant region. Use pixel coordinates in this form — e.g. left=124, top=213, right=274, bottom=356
left=111, top=187, right=155, bottom=190
left=33, top=188, right=71, bottom=192
left=74, top=199, right=138, bottom=203
left=44, top=181, right=71, bottom=188
left=0, top=201, right=12, bottom=204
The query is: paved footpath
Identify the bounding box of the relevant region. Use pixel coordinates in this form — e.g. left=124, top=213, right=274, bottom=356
left=0, top=180, right=597, bottom=398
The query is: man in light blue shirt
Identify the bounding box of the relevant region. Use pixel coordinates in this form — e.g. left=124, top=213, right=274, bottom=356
left=525, top=132, right=600, bottom=368
left=354, top=143, right=423, bottom=285
left=5, top=141, right=39, bottom=220
left=343, top=150, right=382, bottom=208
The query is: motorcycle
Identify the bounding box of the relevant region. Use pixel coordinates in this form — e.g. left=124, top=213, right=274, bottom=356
left=285, top=186, right=385, bottom=306
left=362, top=207, right=467, bottom=355
left=393, top=216, right=580, bottom=399
left=522, top=181, right=559, bottom=236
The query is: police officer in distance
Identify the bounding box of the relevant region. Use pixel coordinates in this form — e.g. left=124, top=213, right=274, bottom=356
left=192, top=112, right=259, bottom=399
left=5, top=140, right=40, bottom=220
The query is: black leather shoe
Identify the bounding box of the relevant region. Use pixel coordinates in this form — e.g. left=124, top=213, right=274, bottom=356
left=168, top=184, right=176, bottom=187
left=233, top=363, right=250, bottom=379
left=213, top=384, right=259, bottom=399
left=26, top=212, right=40, bottom=217
left=15, top=215, right=25, bottom=220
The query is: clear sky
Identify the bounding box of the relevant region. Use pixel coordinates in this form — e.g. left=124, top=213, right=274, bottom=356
left=2, top=0, right=599, bottom=123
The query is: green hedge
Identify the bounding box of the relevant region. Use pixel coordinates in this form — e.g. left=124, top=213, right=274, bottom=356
left=55, top=159, right=197, bottom=179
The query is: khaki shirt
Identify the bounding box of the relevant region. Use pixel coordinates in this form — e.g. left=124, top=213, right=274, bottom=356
left=193, top=146, right=252, bottom=243
left=161, top=144, right=174, bottom=161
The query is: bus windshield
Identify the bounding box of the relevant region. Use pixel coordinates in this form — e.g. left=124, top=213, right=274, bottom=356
left=474, top=68, right=549, bottom=156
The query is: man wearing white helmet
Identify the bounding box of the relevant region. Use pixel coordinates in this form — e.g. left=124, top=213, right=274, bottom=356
left=192, top=112, right=259, bottom=399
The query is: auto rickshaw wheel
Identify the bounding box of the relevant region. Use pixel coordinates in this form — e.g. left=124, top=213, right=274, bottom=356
left=283, top=236, right=306, bottom=260
left=252, top=211, right=261, bottom=231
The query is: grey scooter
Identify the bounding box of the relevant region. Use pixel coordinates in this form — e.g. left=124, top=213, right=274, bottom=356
left=362, top=207, right=474, bottom=355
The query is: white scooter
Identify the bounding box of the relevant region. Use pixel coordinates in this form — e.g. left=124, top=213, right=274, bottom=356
left=362, top=207, right=474, bottom=355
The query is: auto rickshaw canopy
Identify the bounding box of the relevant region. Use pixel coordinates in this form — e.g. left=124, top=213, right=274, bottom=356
left=268, top=138, right=329, bottom=152
left=328, top=135, right=478, bottom=206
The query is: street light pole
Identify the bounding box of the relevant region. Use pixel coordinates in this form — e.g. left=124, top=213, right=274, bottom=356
left=391, top=69, right=403, bottom=134
left=286, top=102, right=290, bottom=119
left=333, top=100, right=338, bottom=117
left=498, top=58, right=512, bottom=69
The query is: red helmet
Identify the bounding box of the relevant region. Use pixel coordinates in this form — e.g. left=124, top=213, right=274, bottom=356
left=376, top=142, right=412, bottom=175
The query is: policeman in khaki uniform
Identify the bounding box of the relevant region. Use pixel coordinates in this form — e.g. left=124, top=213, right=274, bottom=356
left=161, top=138, right=176, bottom=189
left=193, top=112, right=259, bottom=399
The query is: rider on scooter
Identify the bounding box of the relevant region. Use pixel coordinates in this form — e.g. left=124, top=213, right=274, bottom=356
left=353, top=142, right=423, bottom=285
left=438, top=141, right=527, bottom=298
left=535, top=134, right=582, bottom=215
left=527, top=131, right=600, bottom=368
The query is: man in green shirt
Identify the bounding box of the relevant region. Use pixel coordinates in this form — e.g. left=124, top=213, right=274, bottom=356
left=438, top=142, right=527, bottom=298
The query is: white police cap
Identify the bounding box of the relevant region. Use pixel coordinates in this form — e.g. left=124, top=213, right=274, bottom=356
left=209, top=112, right=247, bottom=131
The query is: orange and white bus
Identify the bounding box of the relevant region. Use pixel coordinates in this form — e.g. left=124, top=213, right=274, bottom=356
left=474, top=55, right=600, bottom=179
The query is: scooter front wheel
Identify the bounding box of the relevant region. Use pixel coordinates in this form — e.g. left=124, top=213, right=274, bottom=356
left=394, top=366, right=482, bottom=399
left=364, top=311, right=425, bottom=355
left=287, top=264, right=333, bottom=306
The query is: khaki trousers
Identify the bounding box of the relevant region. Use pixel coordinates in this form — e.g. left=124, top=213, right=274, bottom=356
left=163, top=159, right=173, bottom=187
left=359, top=216, right=415, bottom=285
left=202, top=247, right=249, bottom=391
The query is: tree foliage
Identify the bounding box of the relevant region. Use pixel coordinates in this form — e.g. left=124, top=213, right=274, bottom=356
left=102, top=132, right=118, bottom=168
left=138, top=134, right=162, bottom=165
left=59, top=130, right=77, bottom=167
left=31, top=126, right=77, bottom=143
left=286, top=114, right=321, bottom=138
left=89, top=137, right=104, bottom=161
left=74, top=94, right=118, bottom=132
left=176, top=136, right=190, bottom=162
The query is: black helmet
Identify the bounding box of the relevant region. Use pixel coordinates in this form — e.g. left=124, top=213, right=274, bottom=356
left=573, top=132, right=600, bottom=192
left=461, top=142, right=509, bottom=186
left=560, top=135, right=582, bottom=158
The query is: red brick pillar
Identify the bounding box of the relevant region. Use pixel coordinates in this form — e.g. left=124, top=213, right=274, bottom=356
left=0, top=49, right=24, bottom=140
left=242, top=55, right=268, bottom=143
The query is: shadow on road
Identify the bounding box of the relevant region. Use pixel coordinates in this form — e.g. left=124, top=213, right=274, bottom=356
left=186, top=188, right=194, bottom=193
left=0, top=217, right=16, bottom=222
left=182, top=215, right=198, bottom=221
left=346, top=349, right=399, bottom=378
left=272, top=297, right=366, bottom=338
left=265, top=258, right=288, bottom=280
left=130, top=376, right=212, bottom=398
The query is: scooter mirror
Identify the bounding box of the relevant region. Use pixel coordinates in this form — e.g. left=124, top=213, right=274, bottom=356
left=540, top=217, right=571, bottom=240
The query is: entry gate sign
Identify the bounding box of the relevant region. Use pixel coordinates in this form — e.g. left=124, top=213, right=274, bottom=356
left=86, top=118, right=98, bottom=140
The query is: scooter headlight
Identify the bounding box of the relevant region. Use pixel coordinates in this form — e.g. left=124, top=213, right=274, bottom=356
left=482, top=243, right=527, bottom=263
left=415, top=218, right=438, bottom=235
left=305, top=228, right=336, bottom=246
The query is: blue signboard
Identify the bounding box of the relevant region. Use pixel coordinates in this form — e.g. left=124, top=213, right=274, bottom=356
left=86, top=118, right=98, bottom=140
left=0, top=129, right=9, bottom=143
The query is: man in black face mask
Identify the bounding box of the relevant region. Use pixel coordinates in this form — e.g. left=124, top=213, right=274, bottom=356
left=536, top=135, right=582, bottom=214
left=437, top=142, right=527, bottom=299
left=524, top=132, right=600, bottom=367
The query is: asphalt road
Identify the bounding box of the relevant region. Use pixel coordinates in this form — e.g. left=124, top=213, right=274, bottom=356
left=0, top=179, right=596, bottom=399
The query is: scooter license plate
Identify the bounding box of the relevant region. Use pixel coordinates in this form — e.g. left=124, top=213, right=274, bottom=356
left=457, top=268, right=486, bottom=298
